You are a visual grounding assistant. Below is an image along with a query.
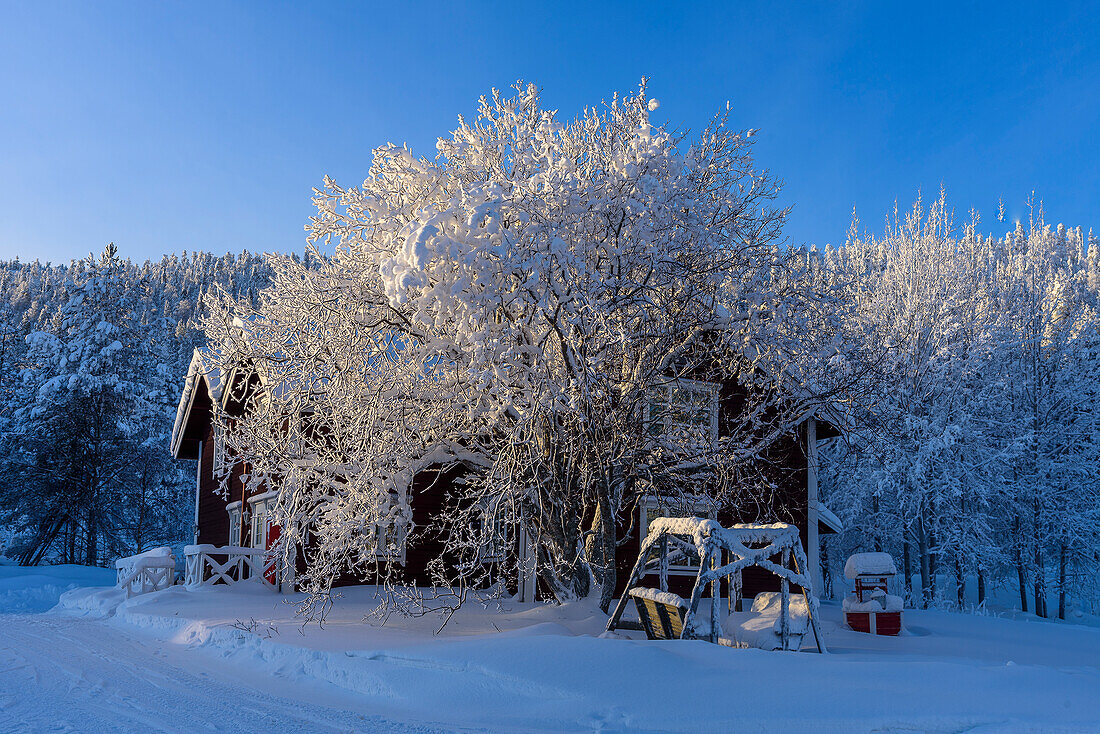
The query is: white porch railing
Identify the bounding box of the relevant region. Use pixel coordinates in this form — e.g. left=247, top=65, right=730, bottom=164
left=115, top=547, right=177, bottom=599
left=183, top=545, right=276, bottom=589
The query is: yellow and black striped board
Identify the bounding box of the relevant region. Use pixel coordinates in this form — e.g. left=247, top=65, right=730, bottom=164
left=631, top=594, right=685, bottom=640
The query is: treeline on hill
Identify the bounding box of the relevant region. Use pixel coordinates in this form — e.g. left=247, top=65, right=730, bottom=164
left=820, top=195, right=1100, bottom=620
left=0, top=245, right=271, bottom=566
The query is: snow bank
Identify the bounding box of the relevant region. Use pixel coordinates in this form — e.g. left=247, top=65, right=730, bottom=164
left=58, top=585, right=128, bottom=618
left=0, top=564, right=116, bottom=614
left=750, top=591, right=810, bottom=634
left=721, top=592, right=810, bottom=650
left=844, top=552, right=898, bottom=578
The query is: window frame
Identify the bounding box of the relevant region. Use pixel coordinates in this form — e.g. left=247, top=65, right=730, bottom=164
left=249, top=498, right=268, bottom=549
left=644, top=378, right=720, bottom=448
left=372, top=521, right=407, bottom=563
left=227, top=502, right=242, bottom=547
left=478, top=511, right=507, bottom=564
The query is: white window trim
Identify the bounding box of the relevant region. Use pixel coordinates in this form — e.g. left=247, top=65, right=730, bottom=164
left=213, top=433, right=227, bottom=480
left=479, top=511, right=506, bottom=563
left=645, top=378, right=720, bottom=447
left=228, top=505, right=242, bottom=547
left=639, top=495, right=716, bottom=575
left=372, top=521, right=408, bottom=563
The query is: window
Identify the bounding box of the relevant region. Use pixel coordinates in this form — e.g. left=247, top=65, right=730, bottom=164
left=227, top=503, right=242, bottom=547
left=247, top=494, right=278, bottom=549
left=479, top=512, right=507, bottom=563
left=213, top=434, right=228, bottom=480
left=248, top=499, right=269, bottom=549
left=372, top=521, right=407, bottom=562
left=645, top=379, right=719, bottom=449
left=639, top=496, right=714, bottom=575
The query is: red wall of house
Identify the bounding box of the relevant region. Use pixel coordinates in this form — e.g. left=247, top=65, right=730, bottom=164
left=196, top=417, right=230, bottom=547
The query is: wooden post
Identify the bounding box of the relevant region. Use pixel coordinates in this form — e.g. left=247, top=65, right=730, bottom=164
left=733, top=569, right=743, bottom=612
left=659, top=535, right=669, bottom=593
left=607, top=534, right=658, bottom=632
left=780, top=547, right=791, bottom=651
left=788, top=546, right=827, bottom=654
left=726, top=550, right=734, bottom=615
left=806, top=417, right=821, bottom=595
left=683, top=549, right=710, bottom=640
left=709, top=548, right=721, bottom=644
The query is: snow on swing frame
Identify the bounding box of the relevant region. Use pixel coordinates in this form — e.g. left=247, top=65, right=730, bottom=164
left=606, top=517, right=827, bottom=653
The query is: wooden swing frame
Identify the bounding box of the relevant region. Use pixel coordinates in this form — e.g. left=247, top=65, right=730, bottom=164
left=606, top=517, right=827, bottom=653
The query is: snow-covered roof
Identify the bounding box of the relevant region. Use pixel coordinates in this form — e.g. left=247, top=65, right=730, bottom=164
left=844, top=552, right=897, bottom=579
left=814, top=500, right=844, bottom=534
left=169, top=349, right=223, bottom=458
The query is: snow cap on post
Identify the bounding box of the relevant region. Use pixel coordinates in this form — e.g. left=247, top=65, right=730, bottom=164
left=844, top=552, right=897, bottom=579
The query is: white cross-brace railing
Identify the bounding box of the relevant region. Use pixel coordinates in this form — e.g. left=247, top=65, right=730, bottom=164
left=183, top=545, right=275, bottom=589
left=115, top=548, right=177, bottom=599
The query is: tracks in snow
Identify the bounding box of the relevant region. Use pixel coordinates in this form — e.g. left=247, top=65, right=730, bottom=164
left=0, top=613, right=444, bottom=734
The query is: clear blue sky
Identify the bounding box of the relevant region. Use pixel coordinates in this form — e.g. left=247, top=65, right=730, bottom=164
left=2, top=1, right=1099, bottom=264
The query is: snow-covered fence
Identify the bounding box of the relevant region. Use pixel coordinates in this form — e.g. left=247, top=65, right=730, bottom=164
left=115, top=547, right=177, bottom=599
left=184, top=545, right=275, bottom=589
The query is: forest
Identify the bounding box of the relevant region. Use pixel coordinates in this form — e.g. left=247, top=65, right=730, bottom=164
left=819, top=196, right=1100, bottom=620
left=0, top=247, right=271, bottom=565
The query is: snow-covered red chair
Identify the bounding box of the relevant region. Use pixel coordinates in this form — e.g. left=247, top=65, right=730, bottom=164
left=843, top=552, right=903, bottom=635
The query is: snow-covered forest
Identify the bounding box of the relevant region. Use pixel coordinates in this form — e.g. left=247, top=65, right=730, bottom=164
left=0, top=247, right=271, bottom=565
left=820, top=194, right=1100, bottom=620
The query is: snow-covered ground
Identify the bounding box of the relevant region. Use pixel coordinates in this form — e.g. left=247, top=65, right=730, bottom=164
left=0, top=566, right=437, bottom=733
left=3, top=565, right=1100, bottom=732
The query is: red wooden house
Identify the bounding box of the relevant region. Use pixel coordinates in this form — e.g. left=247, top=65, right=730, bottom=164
left=170, top=350, right=842, bottom=600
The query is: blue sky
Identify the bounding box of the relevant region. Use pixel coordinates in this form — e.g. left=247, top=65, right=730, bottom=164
left=2, top=1, right=1098, bottom=264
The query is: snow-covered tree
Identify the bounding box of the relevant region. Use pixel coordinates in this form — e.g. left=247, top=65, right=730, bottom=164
left=203, top=82, right=857, bottom=615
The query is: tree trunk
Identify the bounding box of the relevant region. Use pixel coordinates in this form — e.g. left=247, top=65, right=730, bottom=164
left=1014, top=517, right=1028, bottom=613
left=587, top=481, right=620, bottom=614
left=902, top=532, right=913, bottom=607
left=66, top=519, right=76, bottom=565
left=871, top=495, right=882, bottom=552
left=85, top=503, right=98, bottom=567
left=1033, top=560, right=1046, bottom=617
left=1057, top=542, right=1067, bottom=621
left=1016, top=556, right=1029, bottom=613
left=954, top=556, right=965, bottom=609
left=977, top=569, right=986, bottom=607
left=21, top=518, right=64, bottom=566
left=1033, top=528, right=1046, bottom=618
left=917, top=515, right=931, bottom=609
left=928, top=526, right=938, bottom=605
